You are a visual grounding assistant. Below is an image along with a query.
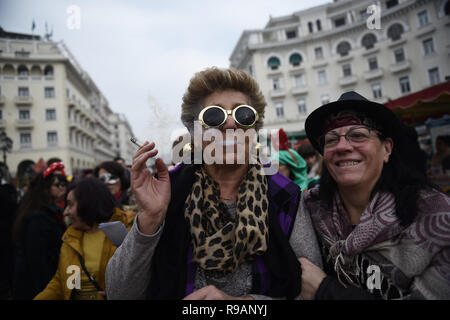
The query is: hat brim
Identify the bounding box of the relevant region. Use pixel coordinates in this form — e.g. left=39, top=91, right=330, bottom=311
left=305, top=99, right=402, bottom=154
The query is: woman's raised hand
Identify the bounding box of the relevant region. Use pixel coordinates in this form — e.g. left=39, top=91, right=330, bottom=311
left=131, top=141, right=171, bottom=235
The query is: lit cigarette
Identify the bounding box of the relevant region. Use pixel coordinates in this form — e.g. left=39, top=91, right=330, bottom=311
left=130, top=137, right=144, bottom=148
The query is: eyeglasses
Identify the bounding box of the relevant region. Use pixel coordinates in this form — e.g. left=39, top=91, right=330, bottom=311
left=52, top=182, right=67, bottom=188
left=99, top=173, right=120, bottom=185
left=198, top=105, right=259, bottom=129
left=319, top=126, right=379, bottom=150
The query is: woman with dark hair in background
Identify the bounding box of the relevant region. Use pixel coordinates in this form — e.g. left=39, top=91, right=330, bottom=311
left=12, top=163, right=68, bottom=299
left=0, top=164, right=18, bottom=299
left=94, top=161, right=130, bottom=206
left=299, top=91, right=450, bottom=300
left=297, top=143, right=321, bottom=180
left=34, top=178, right=132, bottom=300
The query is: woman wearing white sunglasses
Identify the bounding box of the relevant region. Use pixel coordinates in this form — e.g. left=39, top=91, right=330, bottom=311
left=106, top=67, right=322, bottom=300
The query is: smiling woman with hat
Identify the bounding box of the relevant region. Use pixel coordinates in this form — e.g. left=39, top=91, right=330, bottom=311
left=298, top=91, right=450, bottom=300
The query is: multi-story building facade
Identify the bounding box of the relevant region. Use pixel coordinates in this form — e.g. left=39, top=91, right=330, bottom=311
left=109, top=112, right=136, bottom=165
left=0, top=28, right=131, bottom=176
left=230, top=0, right=450, bottom=139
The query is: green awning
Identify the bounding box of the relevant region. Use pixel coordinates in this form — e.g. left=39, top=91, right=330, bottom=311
left=268, top=57, right=281, bottom=68
left=289, top=53, right=302, bottom=66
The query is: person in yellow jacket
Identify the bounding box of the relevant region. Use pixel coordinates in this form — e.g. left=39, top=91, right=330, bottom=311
left=34, top=178, right=133, bottom=300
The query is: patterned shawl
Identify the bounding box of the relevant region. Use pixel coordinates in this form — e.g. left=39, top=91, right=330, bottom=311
left=303, top=187, right=450, bottom=299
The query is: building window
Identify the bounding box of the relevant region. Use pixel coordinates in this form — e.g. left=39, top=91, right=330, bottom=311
left=46, top=108, right=56, bottom=120
left=314, top=47, right=324, bottom=60
left=417, top=10, right=429, bottom=27
left=289, top=53, right=303, bottom=67
left=386, top=0, right=399, bottom=9
left=368, top=57, right=378, bottom=70
left=18, top=87, right=29, bottom=97
left=428, top=67, right=440, bottom=86
left=387, top=23, right=404, bottom=41
left=286, top=30, right=297, bottom=39
left=394, top=48, right=405, bottom=63
left=318, top=70, right=327, bottom=85
left=371, top=83, right=383, bottom=99
left=293, top=74, right=305, bottom=87
left=268, top=56, right=281, bottom=70
left=342, top=64, right=352, bottom=77
left=0, top=108, right=2, bottom=120
left=47, top=131, right=58, bottom=147
left=316, top=20, right=322, bottom=31
left=297, top=100, right=307, bottom=114
left=44, top=65, right=54, bottom=76
left=308, top=22, right=313, bottom=33
left=337, top=41, right=351, bottom=57
left=423, top=38, right=435, bottom=55
left=272, top=78, right=281, bottom=90
left=275, top=102, right=284, bottom=117
left=361, top=33, right=377, bottom=49
left=446, top=1, right=450, bottom=16
left=399, top=76, right=411, bottom=94
left=44, top=87, right=55, bottom=98
left=334, top=17, right=346, bottom=28
left=19, top=109, right=30, bottom=120
left=18, top=65, right=29, bottom=76
left=20, top=133, right=32, bottom=149
left=321, top=94, right=330, bottom=105
left=15, top=50, right=30, bottom=58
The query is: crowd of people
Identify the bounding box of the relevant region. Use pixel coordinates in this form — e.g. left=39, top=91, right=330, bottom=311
left=0, top=67, right=449, bottom=301
left=0, top=157, right=137, bottom=300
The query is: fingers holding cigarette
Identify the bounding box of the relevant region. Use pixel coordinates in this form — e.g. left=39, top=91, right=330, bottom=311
left=130, top=137, right=145, bottom=148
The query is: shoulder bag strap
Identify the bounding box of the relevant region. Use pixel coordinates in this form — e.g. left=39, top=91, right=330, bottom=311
left=75, top=251, right=105, bottom=294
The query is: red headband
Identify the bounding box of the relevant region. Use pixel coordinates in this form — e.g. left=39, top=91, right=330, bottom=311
left=325, top=115, right=362, bottom=132
left=43, top=162, right=66, bottom=178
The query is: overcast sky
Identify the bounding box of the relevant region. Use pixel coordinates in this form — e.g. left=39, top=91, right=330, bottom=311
left=0, top=0, right=329, bottom=158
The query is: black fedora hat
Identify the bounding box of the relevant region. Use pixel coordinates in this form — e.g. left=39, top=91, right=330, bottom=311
left=305, top=91, right=403, bottom=154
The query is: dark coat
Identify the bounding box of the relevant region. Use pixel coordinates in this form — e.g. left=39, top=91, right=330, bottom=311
left=12, top=204, right=66, bottom=300
left=0, top=183, right=17, bottom=299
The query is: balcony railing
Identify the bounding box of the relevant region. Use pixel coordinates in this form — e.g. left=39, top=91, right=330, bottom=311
left=390, top=59, right=411, bottom=74
left=291, top=86, right=308, bottom=95
left=339, top=74, right=358, bottom=86
left=15, top=119, right=35, bottom=128
left=14, top=95, right=33, bottom=105
left=270, top=89, right=286, bottom=99
left=364, top=68, right=384, bottom=81
left=95, top=143, right=116, bottom=157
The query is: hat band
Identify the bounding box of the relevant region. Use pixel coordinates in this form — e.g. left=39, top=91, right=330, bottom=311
left=325, top=115, right=362, bottom=132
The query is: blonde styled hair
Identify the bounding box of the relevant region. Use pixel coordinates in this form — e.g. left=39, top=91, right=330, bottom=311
left=181, top=67, right=266, bottom=134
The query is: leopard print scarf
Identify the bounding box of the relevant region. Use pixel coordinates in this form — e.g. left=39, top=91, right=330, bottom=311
left=184, top=164, right=269, bottom=273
